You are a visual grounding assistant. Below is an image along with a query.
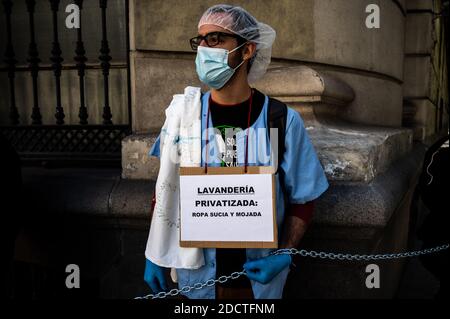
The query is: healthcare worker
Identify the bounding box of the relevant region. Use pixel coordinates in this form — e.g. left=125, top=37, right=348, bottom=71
left=144, top=4, right=329, bottom=299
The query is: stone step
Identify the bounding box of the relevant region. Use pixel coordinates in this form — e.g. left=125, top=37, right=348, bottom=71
left=309, top=123, right=413, bottom=183
left=122, top=123, right=413, bottom=184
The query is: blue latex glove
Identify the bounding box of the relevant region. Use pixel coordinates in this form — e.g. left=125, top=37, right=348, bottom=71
left=144, top=258, right=168, bottom=293
left=243, top=254, right=292, bottom=284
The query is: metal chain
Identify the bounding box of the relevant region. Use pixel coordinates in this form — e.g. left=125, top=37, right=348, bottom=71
left=135, top=270, right=247, bottom=300
left=134, top=243, right=449, bottom=300
left=270, top=243, right=450, bottom=261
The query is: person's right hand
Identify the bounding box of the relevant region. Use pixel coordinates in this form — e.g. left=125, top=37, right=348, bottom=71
left=144, top=258, right=168, bottom=293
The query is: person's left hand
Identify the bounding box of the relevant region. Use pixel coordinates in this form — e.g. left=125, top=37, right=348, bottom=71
left=243, top=254, right=292, bottom=284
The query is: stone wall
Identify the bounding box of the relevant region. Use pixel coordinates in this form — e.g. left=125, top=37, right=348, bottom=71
left=403, top=0, right=449, bottom=140
left=130, top=0, right=407, bottom=133
left=119, top=0, right=448, bottom=299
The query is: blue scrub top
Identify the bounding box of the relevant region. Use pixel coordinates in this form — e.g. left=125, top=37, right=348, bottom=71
left=148, top=91, right=329, bottom=299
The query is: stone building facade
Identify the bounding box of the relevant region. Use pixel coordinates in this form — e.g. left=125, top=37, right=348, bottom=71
left=1, top=0, right=448, bottom=298
left=121, top=0, right=448, bottom=298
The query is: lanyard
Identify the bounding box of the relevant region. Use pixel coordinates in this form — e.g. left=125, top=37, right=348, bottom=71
left=205, top=89, right=254, bottom=174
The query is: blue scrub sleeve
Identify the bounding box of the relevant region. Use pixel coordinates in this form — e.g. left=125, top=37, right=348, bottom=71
left=148, top=133, right=161, bottom=158
left=279, top=109, right=329, bottom=204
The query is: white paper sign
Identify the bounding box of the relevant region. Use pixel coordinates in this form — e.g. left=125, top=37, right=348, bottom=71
left=179, top=173, right=275, bottom=245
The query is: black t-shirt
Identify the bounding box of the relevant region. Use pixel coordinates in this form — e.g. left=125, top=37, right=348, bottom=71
left=210, top=88, right=265, bottom=167
left=209, top=88, right=265, bottom=288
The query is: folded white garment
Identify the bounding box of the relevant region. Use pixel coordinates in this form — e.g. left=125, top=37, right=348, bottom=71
left=145, top=86, right=205, bottom=271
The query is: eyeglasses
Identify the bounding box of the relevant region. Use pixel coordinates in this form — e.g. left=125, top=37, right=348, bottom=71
left=189, top=31, right=243, bottom=51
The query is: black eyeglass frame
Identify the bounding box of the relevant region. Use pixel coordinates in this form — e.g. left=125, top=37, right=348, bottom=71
left=189, top=31, right=245, bottom=51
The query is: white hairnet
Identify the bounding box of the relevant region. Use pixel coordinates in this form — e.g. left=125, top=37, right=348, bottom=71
left=198, top=4, right=276, bottom=84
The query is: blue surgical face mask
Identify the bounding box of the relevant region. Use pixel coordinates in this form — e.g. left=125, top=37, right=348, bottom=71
left=195, top=42, right=247, bottom=89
